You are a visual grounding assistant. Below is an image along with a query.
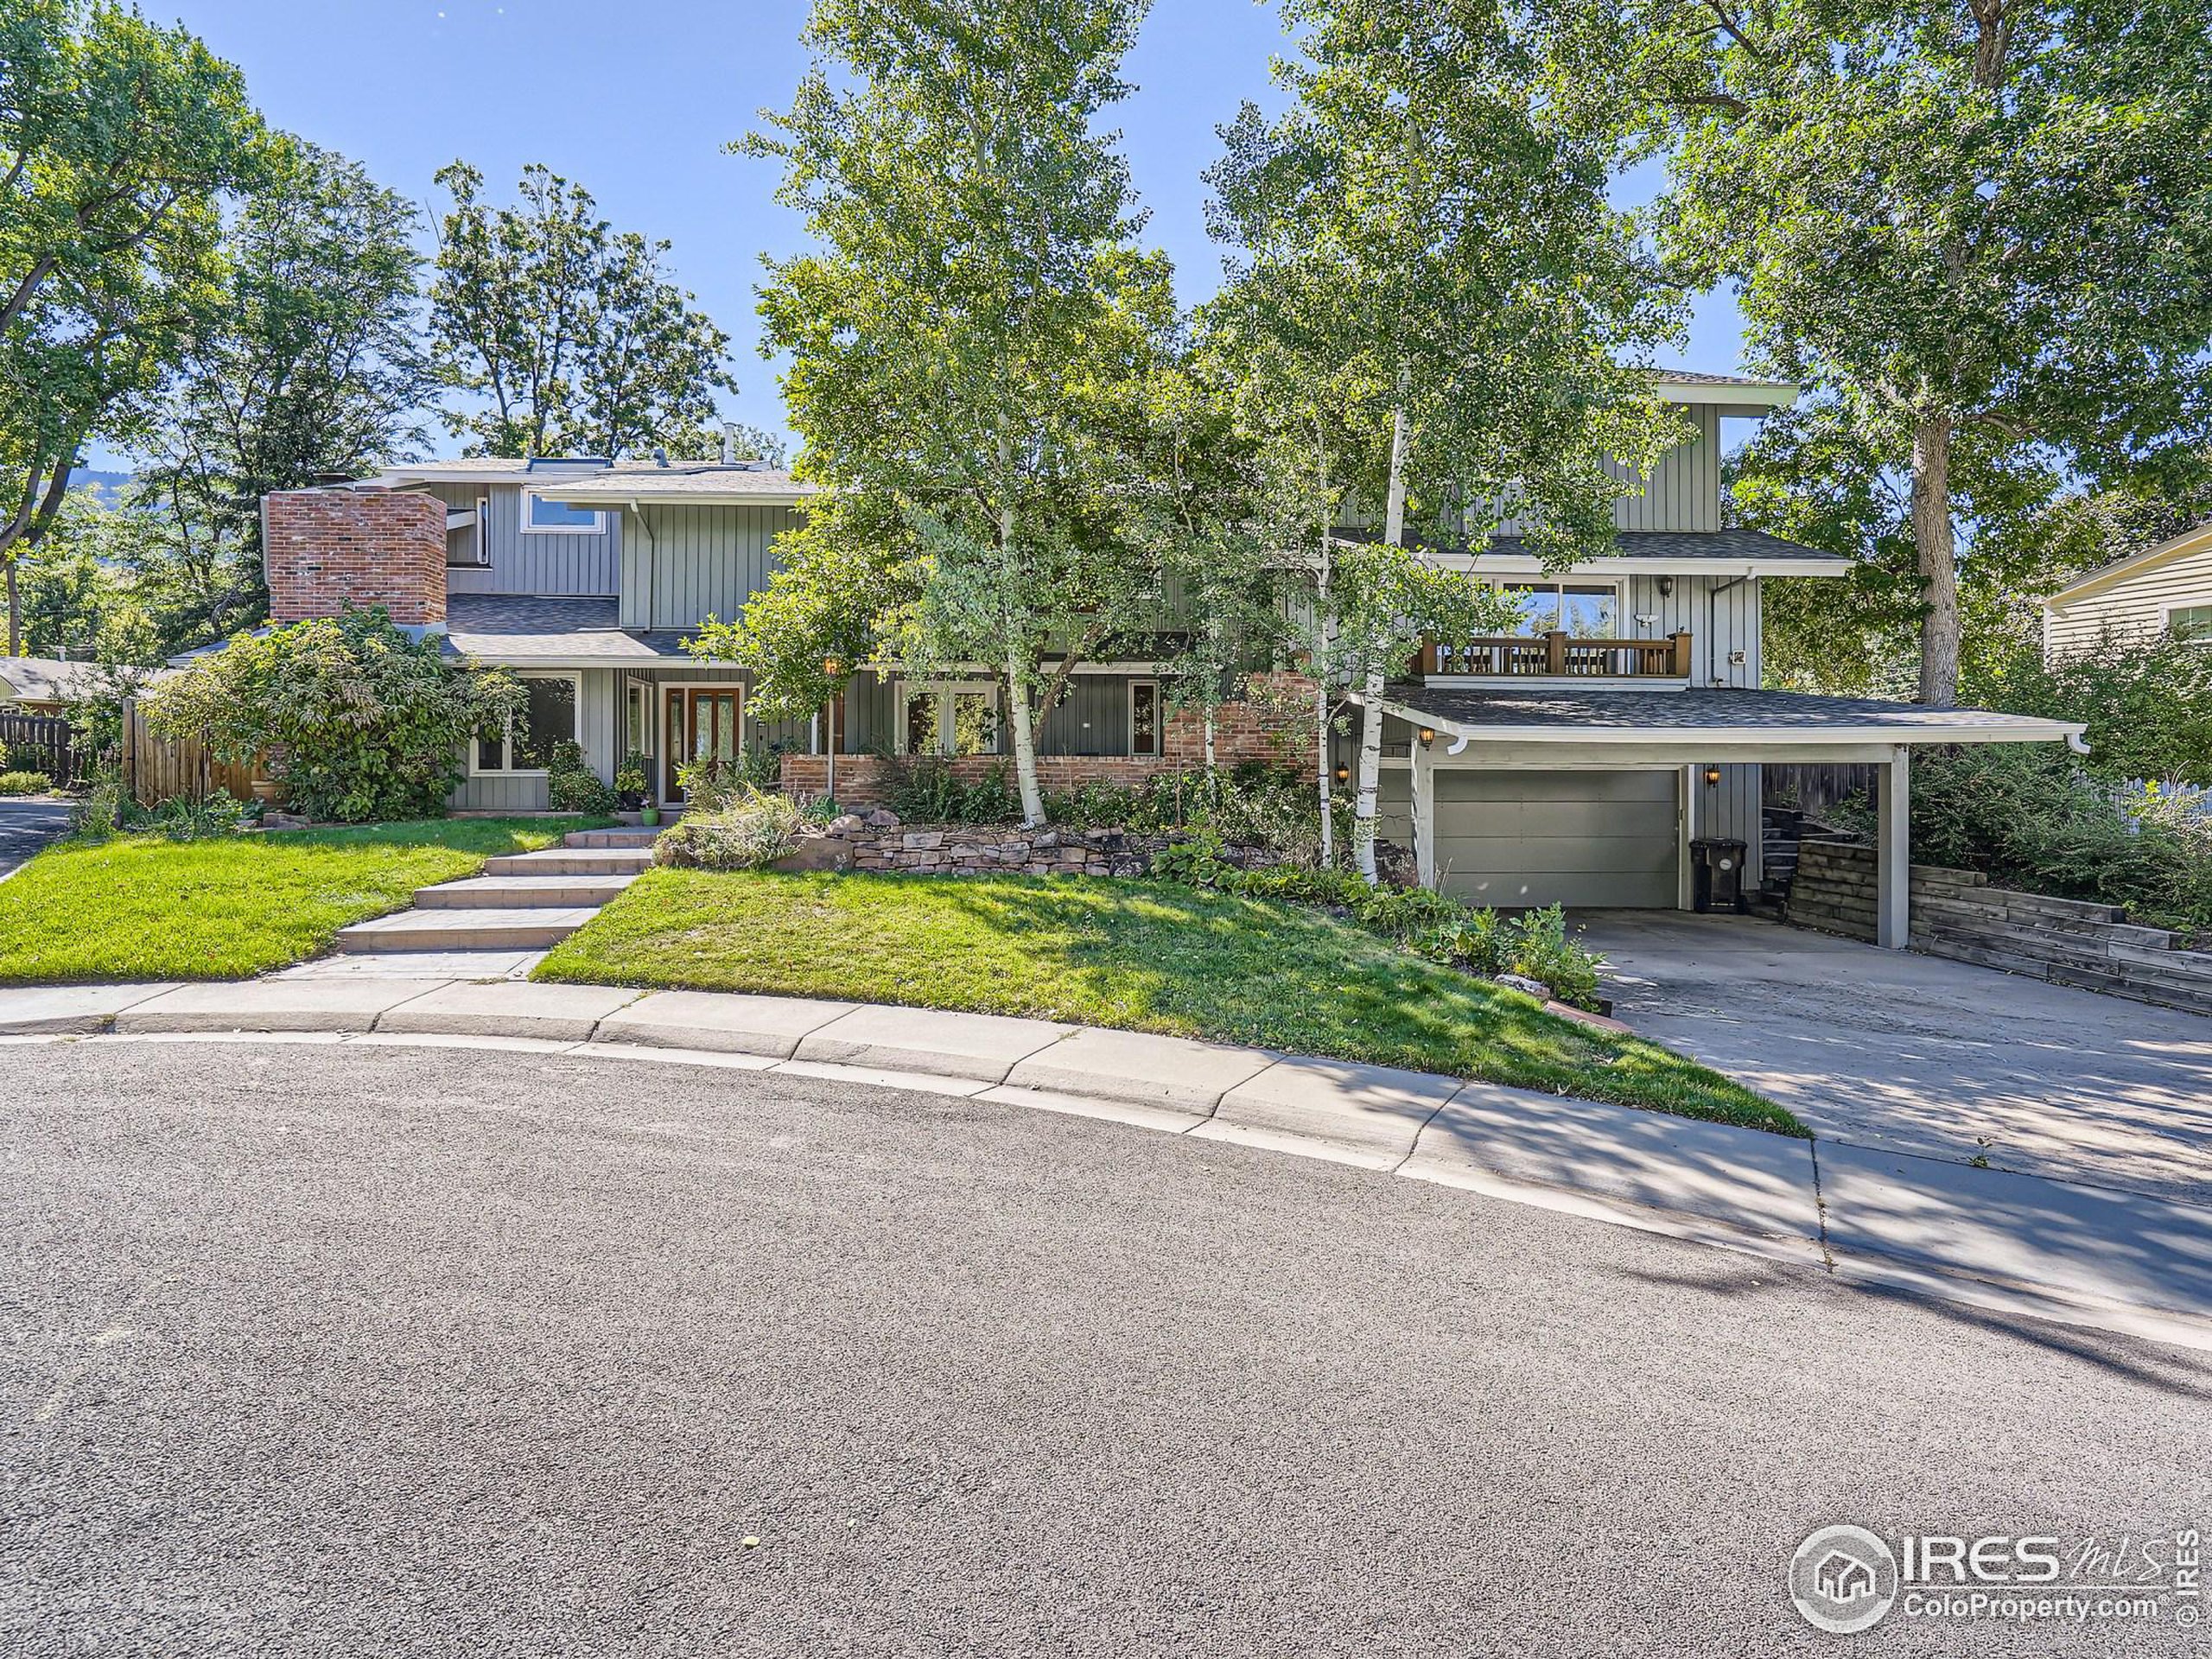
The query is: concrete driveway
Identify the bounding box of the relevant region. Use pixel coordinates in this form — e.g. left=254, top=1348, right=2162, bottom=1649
left=0, top=796, right=71, bottom=878
left=1578, top=912, right=2212, bottom=1205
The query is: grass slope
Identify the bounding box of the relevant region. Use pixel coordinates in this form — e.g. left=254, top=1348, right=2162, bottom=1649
left=0, top=818, right=598, bottom=983
left=537, top=868, right=1801, bottom=1135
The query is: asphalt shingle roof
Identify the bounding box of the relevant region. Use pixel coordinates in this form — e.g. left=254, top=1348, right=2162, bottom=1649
left=1380, top=684, right=2080, bottom=738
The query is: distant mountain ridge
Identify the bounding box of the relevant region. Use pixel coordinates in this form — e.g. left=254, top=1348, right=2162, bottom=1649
left=68, top=468, right=134, bottom=497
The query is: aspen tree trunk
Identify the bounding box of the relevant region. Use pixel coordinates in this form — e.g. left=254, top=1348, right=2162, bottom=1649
left=1353, top=397, right=1410, bottom=885
left=1313, top=416, right=1334, bottom=868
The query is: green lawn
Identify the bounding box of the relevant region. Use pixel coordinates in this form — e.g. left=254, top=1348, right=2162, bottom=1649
left=536, top=868, right=1802, bottom=1135
left=0, top=818, right=601, bottom=983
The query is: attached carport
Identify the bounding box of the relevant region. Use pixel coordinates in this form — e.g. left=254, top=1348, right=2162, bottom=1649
left=1365, top=686, right=2087, bottom=948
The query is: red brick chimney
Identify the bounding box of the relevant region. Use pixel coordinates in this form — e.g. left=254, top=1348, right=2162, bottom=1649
left=264, top=488, right=448, bottom=626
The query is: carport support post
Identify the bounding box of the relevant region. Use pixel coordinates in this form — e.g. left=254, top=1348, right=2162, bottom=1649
left=1412, top=738, right=1435, bottom=889
left=1878, top=745, right=1910, bottom=950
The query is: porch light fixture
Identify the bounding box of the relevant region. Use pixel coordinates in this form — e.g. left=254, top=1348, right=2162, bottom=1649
left=1333, top=765, right=1351, bottom=785
left=1703, top=766, right=1722, bottom=787
left=1418, top=727, right=1436, bottom=748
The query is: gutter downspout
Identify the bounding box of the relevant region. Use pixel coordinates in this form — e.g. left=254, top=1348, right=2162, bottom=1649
left=1706, top=572, right=1751, bottom=688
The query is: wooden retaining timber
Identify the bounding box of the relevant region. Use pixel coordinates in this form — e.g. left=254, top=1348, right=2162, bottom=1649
left=1784, top=839, right=2212, bottom=1016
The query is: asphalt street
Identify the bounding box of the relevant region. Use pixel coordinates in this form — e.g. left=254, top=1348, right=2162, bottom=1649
left=0, top=797, right=71, bottom=877
left=3, top=1039, right=2208, bottom=1657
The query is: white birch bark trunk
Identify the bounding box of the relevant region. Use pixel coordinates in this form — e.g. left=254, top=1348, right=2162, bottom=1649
left=1314, top=417, right=1334, bottom=868
left=1353, top=398, right=1411, bottom=885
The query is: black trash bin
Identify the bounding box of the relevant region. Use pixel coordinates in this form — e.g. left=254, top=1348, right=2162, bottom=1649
left=1691, top=836, right=1749, bottom=914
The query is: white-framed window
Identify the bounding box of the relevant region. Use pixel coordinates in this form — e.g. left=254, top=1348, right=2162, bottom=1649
left=624, top=680, right=653, bottom=758
left=2169, top=603, right=2212, bottom=645
left=1498, top=582, right=1621, bottom=639
left=1128, top=678, right=1162, bottom=758
left=522, top=488, right=607, bottom=535
left=898, top=681, right=1000, bottom=757
left=474, top=672, right=581, bottom=774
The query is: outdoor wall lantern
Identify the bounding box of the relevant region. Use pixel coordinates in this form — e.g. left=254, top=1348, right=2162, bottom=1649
left=1418, top=728, right=1436, bottom=748
left=1656, top=575, right=1675, bottom=598
left=1703, top=766, right=1723, bottom=787
left=1333, top=765, right=1351, bottom=785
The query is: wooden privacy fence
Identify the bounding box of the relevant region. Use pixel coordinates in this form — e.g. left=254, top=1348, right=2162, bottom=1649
left=119, top=698, right=267, bottom=808
left=1763, top=761, right=1880, bottom=821
left=0, top=712, right=77, bottom=784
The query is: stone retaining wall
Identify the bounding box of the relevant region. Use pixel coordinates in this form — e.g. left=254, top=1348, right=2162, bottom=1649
left=1785, top=839, right=2212, bottom=1015
left=780, top=809, right=1283, bottom=880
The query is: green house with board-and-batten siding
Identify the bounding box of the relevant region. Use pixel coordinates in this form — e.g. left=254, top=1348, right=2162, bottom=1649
left=257, top=372, right=2083, bottom=944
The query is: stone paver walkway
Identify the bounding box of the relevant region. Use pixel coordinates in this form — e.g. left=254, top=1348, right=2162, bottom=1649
left=6, top=976, right=2209, bottom=1351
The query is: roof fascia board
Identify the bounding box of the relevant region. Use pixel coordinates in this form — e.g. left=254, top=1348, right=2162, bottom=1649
left=2043, top=523, right=2212, bottom=607
left=1376, top=696, right=2085, bottom=749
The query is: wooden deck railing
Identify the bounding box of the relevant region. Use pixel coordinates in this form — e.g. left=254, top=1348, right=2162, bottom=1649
left=1418, top=630, right=1694, bottom=679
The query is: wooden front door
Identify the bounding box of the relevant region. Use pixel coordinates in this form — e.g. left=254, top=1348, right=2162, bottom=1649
left=664, top=686, right=741, bottom=802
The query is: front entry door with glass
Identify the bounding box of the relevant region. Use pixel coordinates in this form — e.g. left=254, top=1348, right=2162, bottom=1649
left=664, top=685, right=741, bottom=802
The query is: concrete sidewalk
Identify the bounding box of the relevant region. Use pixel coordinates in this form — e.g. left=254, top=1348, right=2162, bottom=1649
left=5, top=976, right=2209, bottom=1351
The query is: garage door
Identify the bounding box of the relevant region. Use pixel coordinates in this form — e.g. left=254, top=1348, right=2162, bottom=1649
left=1433, top=769, right=1679, bottom=909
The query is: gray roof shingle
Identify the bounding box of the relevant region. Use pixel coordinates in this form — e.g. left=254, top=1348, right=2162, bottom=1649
left=1380, top=684, right=2082, bottom=739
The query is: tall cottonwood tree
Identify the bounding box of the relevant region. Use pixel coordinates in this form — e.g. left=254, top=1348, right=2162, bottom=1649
left=0, top=0, right=265, bottom=652
left=743, top=0, right=1170, bottom=827
left=1211, top=0, right=1681, bottom=878
left=429, top=161, right=739, bottom=460
left=132, top=140, right=429, bottom=648
left=1538, top=0, right=2212, bottom=705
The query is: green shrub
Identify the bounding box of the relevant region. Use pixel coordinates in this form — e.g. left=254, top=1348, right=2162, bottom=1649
left=547, top=741, right=618, bottom=813
left=1152, top=840, right=1607, bottom=1007
left=0, top=770, right=50, bottom=795
left=1905, top=744, right=2212, bottom=934
left=68, top=765, right=129, bottom=842
left=656, top=788, right=804, bottom=870
left=1965, top=634, right=2212, bottom=786
left=143, top=607, right=522, bottom=823
left=142, top=791, right=247, bottom=842
left=614, top=750, right=652, bottom=806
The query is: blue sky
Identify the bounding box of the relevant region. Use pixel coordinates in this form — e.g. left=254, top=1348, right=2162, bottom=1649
left=151, top=0, right=1750, bottom=458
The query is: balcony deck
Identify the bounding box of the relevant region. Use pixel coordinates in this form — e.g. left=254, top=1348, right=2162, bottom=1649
left=1420, top=630, right=1694, bottom=680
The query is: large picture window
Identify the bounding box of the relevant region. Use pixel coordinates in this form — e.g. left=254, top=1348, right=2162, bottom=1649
left=1500, top=582, right=1620, bottom=638
left=474, top=674, right=579, bottom=774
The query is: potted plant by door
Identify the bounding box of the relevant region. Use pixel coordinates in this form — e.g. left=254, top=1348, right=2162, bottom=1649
left=614, top=751, right=650, bottom=814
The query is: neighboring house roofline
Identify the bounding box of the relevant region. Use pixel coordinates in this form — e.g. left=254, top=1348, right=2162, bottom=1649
left=2041, top=519, right=2212, bottom=609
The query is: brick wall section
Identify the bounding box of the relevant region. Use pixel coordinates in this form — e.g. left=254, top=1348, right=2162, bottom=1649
left=780, top=672, right=1321, bottom=806
left=264, top=489, right=448, bottom=626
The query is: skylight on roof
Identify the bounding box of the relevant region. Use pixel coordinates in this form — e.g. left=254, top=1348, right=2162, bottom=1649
left=524, top=456, right=614, bottom=472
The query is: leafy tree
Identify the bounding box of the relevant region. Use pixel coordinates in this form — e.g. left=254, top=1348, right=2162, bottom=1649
left=743, top=0, right=1173, bottom=826
left=1130, top=338, right=1290, bottom=773
left=145, top=606, right=523, bottom=823
left=1210, top=0, right=1681, bottom=878
left=684, top=493, right=918, bottom=800
left=14, top=481, right=156, bottom=663
left=0, top=0, right=266, bottom=652
left=429, top=161, right=739, bottom=460
left=129, top=139, right=429, bottom=650
left=1540, top=0, right=2212, bottom=705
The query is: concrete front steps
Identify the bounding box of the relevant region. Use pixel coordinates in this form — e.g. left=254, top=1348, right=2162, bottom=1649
left=334, top=826, right=656, bottom=955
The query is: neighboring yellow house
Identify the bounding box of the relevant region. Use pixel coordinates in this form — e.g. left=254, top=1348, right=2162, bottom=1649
left=2042, top=520, right=2212, bottom=657
left=0, top=656, right=106, bottom=716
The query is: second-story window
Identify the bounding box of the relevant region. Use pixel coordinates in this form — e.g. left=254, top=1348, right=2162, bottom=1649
left=1501, top=582, right=1619, bottom=638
